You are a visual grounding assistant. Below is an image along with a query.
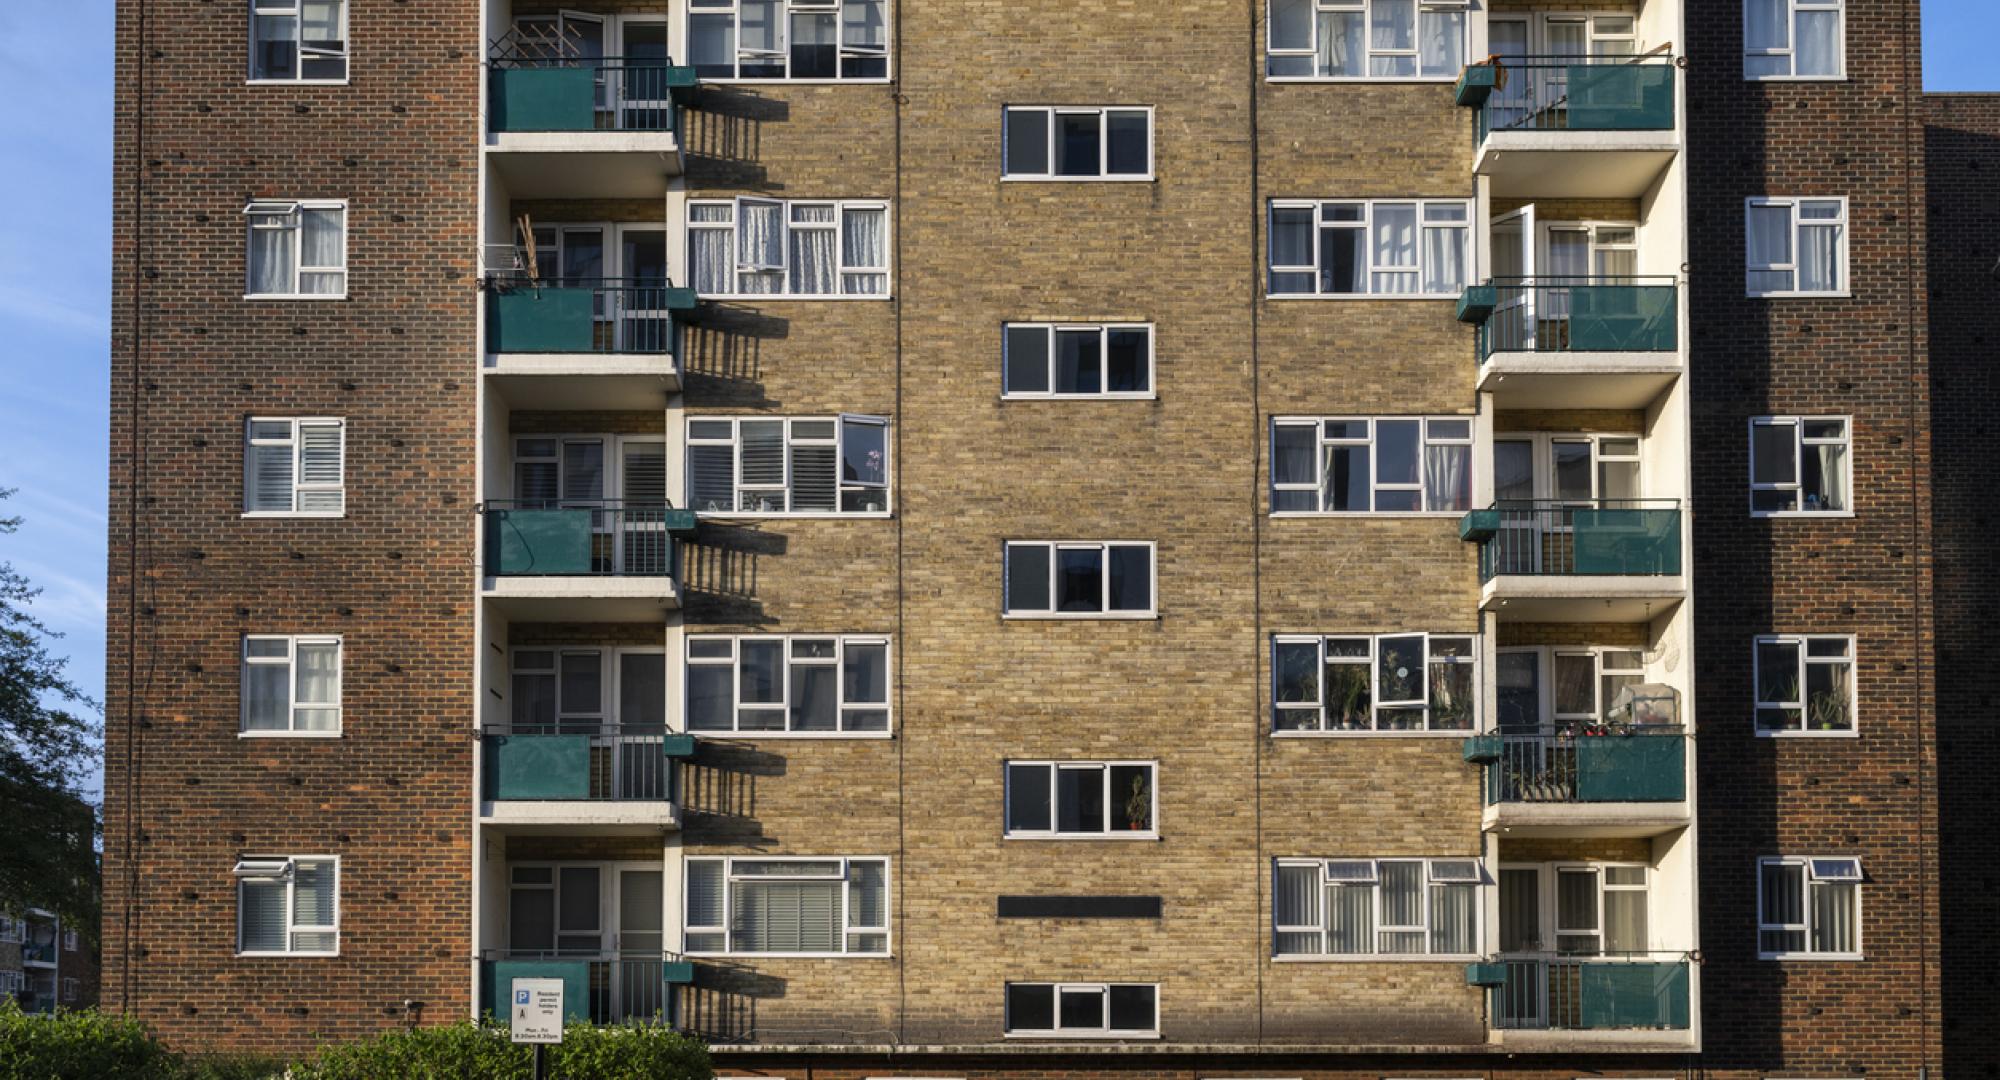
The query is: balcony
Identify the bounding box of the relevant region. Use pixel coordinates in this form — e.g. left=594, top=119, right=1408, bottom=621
left=480, top=724, right=693, bottom=833
left=481, top=950, right=692, bottom=1027
left=1485, top=953, right=1695, bottom=1050
left=1458, top=56, right=1679, bottom=198
left=485, top=278, right=695, bottom=406
left=480, top=501, right=696, bottom=621
left=20, top=922, right=56, bottom=968
left=1458, top=277, right=1681, bottom=409
left=1459, top=500, right=1685, bottom=619
left=1469, top=725, right=1690, bottom=836
left=486, top=58, right=695, bottom=197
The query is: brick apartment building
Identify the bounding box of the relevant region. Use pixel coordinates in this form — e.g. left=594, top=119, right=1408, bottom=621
left=103, top=0, right=1973, bottom=1075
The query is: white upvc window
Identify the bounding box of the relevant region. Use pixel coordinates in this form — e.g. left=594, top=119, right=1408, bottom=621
left=1002, top=323, right=1155, bottom=398
left=1753, top=634, right=1856, bottom=736
left=1268, top=199, right=1470, bottom=297
left=234, top=856, right=339, bottom=956
left=62, top=929, right=78, bottom=952
left=1004, top=761, right=1158, bottom=839
left=1001, top=107, right=1154, bottom=181
left=1494, top=645, right=1652, bottom=730
left=1749, top=416, right=1851, bottom=516
left=1273, top=858, right=1482, bottom=958
left=0, top=973, right=20, bottom=993
left=244, top=417, right=345, bottom=516
left=1272, top=633, right=1477, bottom=734
left=687, top=199, right=890, bottom=298
left=1758, top=856, right=1862, bottom=959
left=1744, top=0, right=1844, bottom=80
left=1266, top=0, right=1468, bottom=80
left=245, top=200, right=347, bottom=299
left=686, top=415, right=890, bottom=516
left=249, top=0, right=348, bottom=83
left=687, top=0, right=890, bottom=81
left=1745, top=197, right=1848, bottom=297
left=1004, top=982, right=1159, bottom=1038
left=1002, top=541, right=1156, bottom=619
left=1271, top=417, right=1472, bottom=514
left=60, top=978, right=78, bottom=1003
left=685, top=635, right=891, bottom=736
left=683, top=856, right=889, bottom=956
left=241, top=635, right=342, bottom=736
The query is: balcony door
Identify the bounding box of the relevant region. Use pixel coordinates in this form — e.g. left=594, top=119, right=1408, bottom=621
left=612, top=649, right=669, bottom=799
left=506, top=862, right=668, bottom=1024
left=1488, top=18, right=1531, bottom=129
left=615, top=226, right=673, bottom=353
left=1492, top=438, right=1542, bottom=575
left=618, top=439, right=670, bottom=574
left=618, top=20, right=672, bottom=129
left=613, top=868, right=667, bottom=1023
left=1489, top=205, right=1535, bottom=352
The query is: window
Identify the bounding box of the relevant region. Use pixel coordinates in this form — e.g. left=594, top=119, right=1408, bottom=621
left=686, top=635, right=891, bottom=735
left=1002, top=324, right=1154, bottom=398
left=234, top=857, right=338, bottom=956
left=1268, top=200, right=1470, bottom=296
left=1003, top=542, right=1155, bottom=618
left=510, top=649, right=606, bottom=730
left=250, top=0, right=348, bottom=82
left=1002, top=107, right=1154, bottom=180
left=683, top=857, right=888, bottom=956
left=1273, top=858, right=1481, bottom=957
left=1271, top=418, right=1472, bottom=513
left=1754, top=635, right=1855, bottom=735
left=1267, top=0, right=1467, bottom=79
left=244, top=418, right=345, bottom=516
left=1750, top=416, right=1850, bottom=515
left=687, top=416, right=890, bottom=515
left=1004, top=762, right=1157, bottom=838
left=0, top=917, right=20, bottom=944
left=241, top=635, right=341, bottom=735
left=688, top=0, right=888, bottom=81
left=0, top=973, right=21, bottom=994
left=1758, top=856, right=1861, bottom=958
left=1004, top=982, right=1158, bottom=1038
left=1746, top=198, right=1848, bottom=297
left=245, top=201, right=346, bottom=298
left=1273, top=634, right=1476, bottom=733
left=1744, top=0, right=1843, bottom=79
left=687, top=199, right=889, bottom=297
left=1494, top=646, right=1651, bottom=731
left=61, top=978, right=79, bottom=1003
left=62, top=930, right=77, bottom=952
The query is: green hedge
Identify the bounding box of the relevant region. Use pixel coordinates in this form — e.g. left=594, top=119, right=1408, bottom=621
left=0, top=1000, right=183, bottom=1080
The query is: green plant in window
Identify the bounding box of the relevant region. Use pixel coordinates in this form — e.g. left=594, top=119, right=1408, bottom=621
left=1808, top=683, right=1851, bottom=731
left=1124, top=772, right=1152, bottom=831
left=1329, top=665, right=1372, bottom=730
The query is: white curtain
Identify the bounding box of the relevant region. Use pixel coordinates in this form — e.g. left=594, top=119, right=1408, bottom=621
left=1814, top=443, right=1848, bottom=510
left=294, top=642, right=340, bottom=730
left=789, top=227, right=836, bottom=295
left=1419, top=10, right=1463, bottom=76
left=1371, top=204, right=1418, bottom=294
left=1369, top=0, right=1415, bottom=76
left=1810, top=881, right=1857, bottom=953
left=300, top=208, right=343, bottom=293
left=1424, top=444, right=1469, bottom=511
left=689, top=228, right=733, bottom=295
left=737, top=200, right=785, bottom=292
left=1796, top=10, right=1839, bottom=76
left=1429, top=883, right=1477, bottom=955
left=249, top=218, right=294, bottom=295
left=243, top=663, right=288, bottom=731
left=1747, top=204, right=1795, bottom=292
left=841, top=207, right=887, bottom=294
left=1422, top=225, right=1466, bottom=293
left=1799, top=222, right=1842, bottom=292
left=1322, top=11, right=1364, bottom=77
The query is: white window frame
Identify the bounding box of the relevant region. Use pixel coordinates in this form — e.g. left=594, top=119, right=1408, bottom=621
left=1745, top=197, right=1850, bottom=298
left=1266, top=0, right=1470, bottom=82
left=1743, top=0, right=1845, bottom=80
left=1000, top=106, right=1156, bottom=182
left=1497, top=645, right=1652, bottom=729
left=1271, top=633, right=1478, bottom=735
left=681, top=856, right=891, bottom=958
left=1001, top=323, right=1157, bottom=400
left=1003, top=981, right=1160, bottom=1039
left=239, top=634, right=343, bottom=738
left=233, top=855, right=340, bottom=957
left=1748, top=415, right=1853, bottom=518
left=62, top=929, right=77, bottom=952
left=686, top=199, right=891, bottom=299
left=684, top=634, right=893, bottom=737
left=243, top=417, right=346, bottom=517
left=243, top=200, right=348, bottom=300
left=1270, top=417, right=1474, bottom=515
left=60, top=978, right=78, bottom=1003
left=1267, top=199, right=1472, bottom=298
left=1757, top=856, right=1863, bottom=960
left=1272, top=857, right=1484, bottom=960
left=248, top=0, right=350, bottom=85
left=1001, top=541, right=1158, bottom=620
left=685, top=0, right=893, bottom=83
left=1753, top=633, right=1857, bottom=737
left=685, top=415, right=891, bottom=517
left=1003, top=761, right=1160, bottom=840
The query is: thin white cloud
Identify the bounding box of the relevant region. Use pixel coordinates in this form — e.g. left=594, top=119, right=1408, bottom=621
left=0, top=284, right=108, bottom=340
left=9, top=557, right=106, bottom=633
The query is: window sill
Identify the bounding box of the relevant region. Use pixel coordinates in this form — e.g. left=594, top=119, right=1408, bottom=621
left=1750, top=510, right=1855, bottom=520
left=686, top=731, right=894, bottom=740
left=244, top=294, right=348, bottom=301
left=241, top=511, right=348, bottom=520
left=246, top=79, right=352, bottom=87
left=683, top=951, right=893, bottom=960
left=1003, top=612, right=1159, bottom=621
left=1746, top=291, right=1853, bottom=300
left=694, top=78, right=895, bottom=86
left=1004, top=1031, right=1161, bottom=1041
left=1759, top=952, right=1863, bottom=961
left=692, top=510, right=893, bottom=520
left=1269, top=511, right=1465, bottom=520
left=1265, top=76, right=1458, bottom=85
left=1743, top=74, right=1850, bottom=83
left=236, top=949, right=340, bottom=958
left=1266, top=293, right=1462, bottom=302
left=1756, top=729, right=1860, bottom=739
left=1273, top=953, right=1481, bottom=963
left=1002, top=392, right=1158, bottom=402
left=693, top=294, right=894, bottom=303
left=1003, top=833, right=1161, bottom=842
left=239, top=731, right=344, bottom=739
left=1271, top=730, right=1471, bottom=739
left=1001, top=175, right=1157, bottom=184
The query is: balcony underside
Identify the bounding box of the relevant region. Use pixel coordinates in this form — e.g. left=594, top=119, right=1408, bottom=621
left=1475, top=136, right=1677, bottom=199
left=484, top=359, right=680, bottom=408
left=479, top=803, right=678, bottom=835
left=1477, top=354, right=1680, bottom=410
left=1482, top=575, right=1685, bottom=621
left=482, top=576, right=679, bottom=621
left=1484, top=802, right=1691, bottom=838
left=486, top=136, right=682, bottom=198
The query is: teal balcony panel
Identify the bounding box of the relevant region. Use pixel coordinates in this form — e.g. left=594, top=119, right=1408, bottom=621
left=486, top=508, right=596, bottom=576
left=1576, top=734, right=1686, bottom=802
left=488, top=288, right=596, bottom=353
left=1579, top=960, right=1690, bottom=1030
left=490, top=67, right=598, bottom=133
left=1567, top=63, right=1677, bottom=132
left=485, top=735, right=591, bottom=800
left=485, top=960, right=592, bottom=1023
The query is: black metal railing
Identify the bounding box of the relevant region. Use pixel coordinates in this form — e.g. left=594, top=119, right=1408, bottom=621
left=1491, top=951, right=1693, bottom=1031
left=1476, top=54, right=1677, bottom=140
left=482, top=500, right=694, bottom=577
left=1467, top=499, right=1682, bottom=580
left=1476, top=276, right=1679, bottom=358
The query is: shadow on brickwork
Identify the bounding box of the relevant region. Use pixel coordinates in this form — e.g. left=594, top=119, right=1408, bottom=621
left=682, top=88, right=786, bottom=186
left=1924, top=114, right=2000, bottom=1079
left=681, top=306, right=789, bottom=406
left=680, top=743, right=785, bottom=824
left=681, top=525, right=786, bottom=623
left=678, top=969, right=783, bottom=1044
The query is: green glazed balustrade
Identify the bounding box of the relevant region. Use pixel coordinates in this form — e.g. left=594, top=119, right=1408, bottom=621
left=486, top=960, right=592, bottom=1023
left=1492, top=957, right=1691, bottom=1031
left=484, top=735, right=591, bottom=800
left=1471, top=283, right=1678, bottom=358
left=1475, top=61, right=1676, bottom=139
left=1482, top=733, right=1687, bottom=804
left=489, top=65, right=690, bottom=134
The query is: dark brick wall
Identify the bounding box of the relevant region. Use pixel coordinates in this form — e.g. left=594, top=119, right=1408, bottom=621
left=104, top=0, right=480, bottom=1053
left=1685, top=0, right=1942, bottom=1075
left=1923, top=90, right=2000, bottom=1080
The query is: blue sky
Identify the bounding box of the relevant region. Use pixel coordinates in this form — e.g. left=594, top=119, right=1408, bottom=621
left=0, top=3, right=1990, bottom=805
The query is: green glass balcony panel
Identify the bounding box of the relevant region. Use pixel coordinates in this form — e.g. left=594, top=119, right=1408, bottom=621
left=1566, top=64, right=1676, bottom=131
left=661, top=733, right=697, bottom=759
left=486, top=960, right=591, bottom=1023
left=662, top=960, right=695, bottom=985
left=1571, top=508, right=1681, bottom=575
left=1579, top=961, right=1690, bottom=1029
left=490, top=67, right=598, bottom=132
left=1568, top=285, right=1678, bottom=351
left=1462, top=735, right=1503, bottom=764
left=487, top=288, right=596, bottom=354
left=662, top=509, right=699, bottom=537
left=1455, top=64, right=1500, bottom=107
left=1464, top=961, right=1507, bottom=987
left=1576, top=735, right=1686, bottom=802
left=1456, top=284, right=1497, bottom=324
left=485, top=735, right=591, bottom=800
left=486, top=509, right=595, bottom=575
left=1459, top=508, right=1500, bottom=542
